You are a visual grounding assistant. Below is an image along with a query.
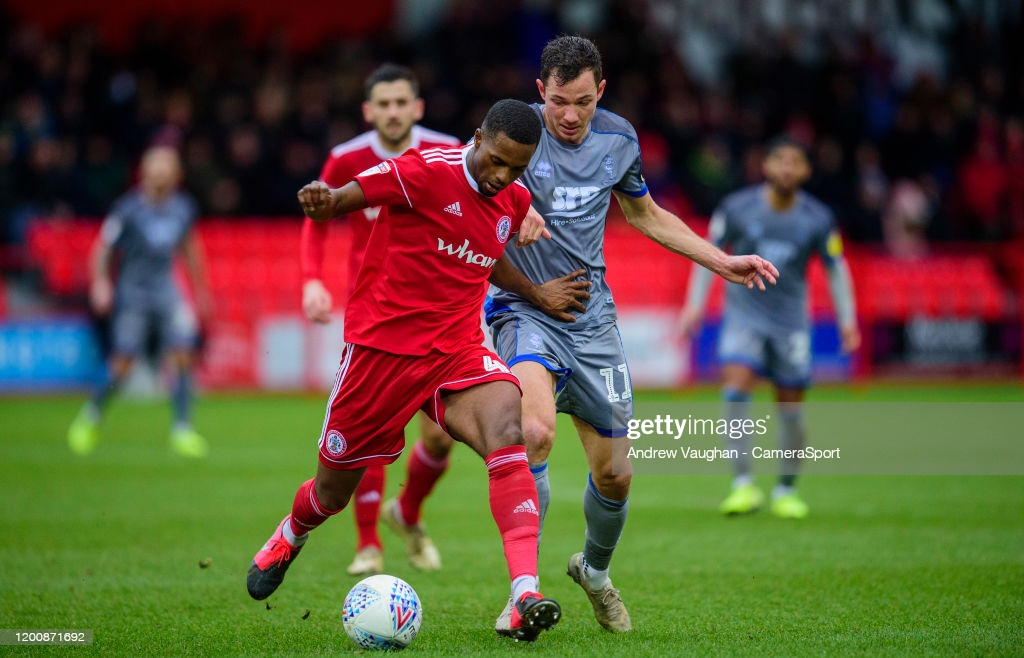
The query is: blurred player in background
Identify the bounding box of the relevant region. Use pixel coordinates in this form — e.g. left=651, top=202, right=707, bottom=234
left=67, top=145, right=212, bottom=458
left=679, top=136, right=860, bottom=519
left=300, top=63, right=462, bottom=577
left=486, top=35, right=779, bottom=634
left=249, top=99, right=574, bottom=642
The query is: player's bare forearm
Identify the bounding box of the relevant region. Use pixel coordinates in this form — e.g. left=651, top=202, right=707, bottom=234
left=297, top=180, right=368, bottom=221
left=615, top=191, right=729, bottom=274
left=489, top=256, right=590, bottom=322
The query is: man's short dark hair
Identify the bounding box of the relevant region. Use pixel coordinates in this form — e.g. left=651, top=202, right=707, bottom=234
left=481, top=99, right=542, bottom=146
left=765, top=134, right=811, bottom=160
left=540, top=35, right=602, bottom=87
left=364, top=63, right=419, bottom=99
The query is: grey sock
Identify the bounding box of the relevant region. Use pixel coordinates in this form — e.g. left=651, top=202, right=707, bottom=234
left=723, top=388, right=752, bottom=478
left=582, top=474, right=627, bottom=572
left=531, top=462, right=549, bottom=547
left=777, top=404, right=805, bottom=487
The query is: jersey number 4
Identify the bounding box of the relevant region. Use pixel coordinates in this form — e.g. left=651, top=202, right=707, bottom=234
left=483, top=355, right=510, bottom=374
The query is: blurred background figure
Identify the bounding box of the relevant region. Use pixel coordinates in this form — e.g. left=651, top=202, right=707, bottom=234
left=883, top=179, right=932, bottom=259
left=67, top=145, right=212, bottom=457
left=679, top=137, right=860, bottom=519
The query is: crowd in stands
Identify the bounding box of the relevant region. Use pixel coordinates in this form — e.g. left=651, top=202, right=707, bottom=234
left=2, top=0, right=1022, bottom=265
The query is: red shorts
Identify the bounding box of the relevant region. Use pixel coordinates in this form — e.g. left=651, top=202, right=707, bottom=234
left=317, top=342, right=520, bottom=470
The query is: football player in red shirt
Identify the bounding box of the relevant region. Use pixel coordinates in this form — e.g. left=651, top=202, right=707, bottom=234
left=299, top=64, right=463, bottom=578
left=249, top=99, right=565, bottom=642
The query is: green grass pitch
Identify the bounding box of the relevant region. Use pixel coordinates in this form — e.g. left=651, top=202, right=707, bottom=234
left=1, top=383, right=1022, bottom=656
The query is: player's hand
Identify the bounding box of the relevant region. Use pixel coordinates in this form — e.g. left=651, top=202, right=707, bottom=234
left=90, top=277, right=114, bottom=316
left=302, top=279, right=333, bottom=324
left=533, top=269, right=591, bottom=322
left=298, top=181, right=334, bottom=221
left=516, top=206, right=551, bottom=248
left=678, top=306, right=703, bottom=339
left=721, top=255, right=779, bottom=291
left=840, top=323, right=861, bottom=353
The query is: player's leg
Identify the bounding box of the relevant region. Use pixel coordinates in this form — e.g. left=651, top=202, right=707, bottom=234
left=347, top=464, right=385, bottom=575
left=553, top=323, right=632, bottom=632
left=440, top=376, right=559, bottom=642
left=571, top=418, right=632, bottom=632
left=166, top=348, right=209, bottom=458
left=248, top=343, right=421, bottom=600
left=770, top=388, right=809, bottom=518
left=247, top=462, right=364, bottom=600
left=490, top=313, right=563, bottom=547
left=385, top=412, right=452, bottom=571
left=717, top=322, right=767, bottom=514
left=768, top=329, right=812, bottom=518
left=68, top=308, right=143, bottom=454
left=510, top=361, right=559, bottom=544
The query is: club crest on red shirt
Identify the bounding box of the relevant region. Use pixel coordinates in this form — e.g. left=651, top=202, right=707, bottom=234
left=496, top=216, right=512, bottom=243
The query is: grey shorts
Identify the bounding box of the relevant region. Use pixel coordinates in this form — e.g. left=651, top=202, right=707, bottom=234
left=112, top=301, right=197, bottom=357
left=718, top=320, right=811, bottom=388
left=489, top=311, right=632, bottom=436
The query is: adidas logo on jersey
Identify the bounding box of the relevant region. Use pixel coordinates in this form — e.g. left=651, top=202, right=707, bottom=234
left=443, top=201, right=463, bottom=216
left=513, top=499, right=539, bottom=515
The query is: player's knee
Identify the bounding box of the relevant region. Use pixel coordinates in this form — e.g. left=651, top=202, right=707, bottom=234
left=491, top=415, right=523, bottom=450
left=313, top=477, right=353, bottom=511
left=591, top=470, right=631, bottom=500
left=521, top=414, right=555, bottom=460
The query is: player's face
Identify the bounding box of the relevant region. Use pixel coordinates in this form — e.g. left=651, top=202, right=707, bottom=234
left=763, top=145, right=811, bottom=195
left=140, top=147, right=182, bottom=196
left=470, top=130, right=536, bottom=197
left=536, top=70, right=606, bottom=145
left=363, top=80, right=424, bottom=150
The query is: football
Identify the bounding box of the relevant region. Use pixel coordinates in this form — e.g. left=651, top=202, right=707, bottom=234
left=342, top=574, right=422, bottom=650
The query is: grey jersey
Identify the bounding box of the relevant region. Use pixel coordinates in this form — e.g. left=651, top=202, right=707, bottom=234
left=100, top=189, right=198, bottom=308
left=486, top=104, right=647, bottom=325
left=713, top=185, right=840, bottom=331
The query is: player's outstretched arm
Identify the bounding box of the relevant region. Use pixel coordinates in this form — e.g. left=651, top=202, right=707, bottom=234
left=825, top=258, right=861, bottom=353
left=181, top=227, right=214, bottom=324
left=614, top=190, right=778, bottom=290
left=297, top=180, right=368, bottom=221
left=489, top=256, right=591, bottom=322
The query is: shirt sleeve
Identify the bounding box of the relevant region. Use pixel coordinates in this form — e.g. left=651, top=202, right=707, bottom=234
left=355, top=151, right=427, bottom=210
left=612, top=133, right=649, bottom=198
left=99, top=196, right=129, bottom=246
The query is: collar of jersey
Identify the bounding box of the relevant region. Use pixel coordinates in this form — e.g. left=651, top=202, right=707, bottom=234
left=461, top=145, right=481, bottom=194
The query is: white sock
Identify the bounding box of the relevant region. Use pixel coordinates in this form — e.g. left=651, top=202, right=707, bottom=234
left=733, top=474, right=754, bottom=489
left=281, top=516, right=308, bottom=547
left=772, top=484, right=795, bottom=499
left=511, top=575, right=538, bottom=602
left=583, top=557, right=611, bottom=590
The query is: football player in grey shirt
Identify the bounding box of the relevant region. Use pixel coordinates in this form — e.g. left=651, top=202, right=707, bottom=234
left=680, top=137, right=860, bottom=519
left=487, top=35, right=778, bottom=634
left=68, top=146, right=212, bottom=458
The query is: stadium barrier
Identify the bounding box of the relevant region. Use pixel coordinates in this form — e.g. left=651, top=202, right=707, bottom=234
left=3, top=218, right=1020, bottom=391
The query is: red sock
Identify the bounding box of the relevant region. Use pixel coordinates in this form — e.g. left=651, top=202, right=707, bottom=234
left=353, top=465, right=385, bottom=550
left=397, top=441, right=449, bottom=526
left=485, top=445, right=539, bottom=582
left=289, top=478, right=342, bottom=536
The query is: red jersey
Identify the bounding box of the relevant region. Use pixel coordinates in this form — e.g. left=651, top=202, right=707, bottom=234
left=300, top=126, right=461, bottom=296
left=345, top=146, right=532, bottom=355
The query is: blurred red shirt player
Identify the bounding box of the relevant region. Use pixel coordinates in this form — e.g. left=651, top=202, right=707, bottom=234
left=299, top=64, right=460, bottom=577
